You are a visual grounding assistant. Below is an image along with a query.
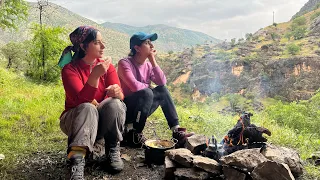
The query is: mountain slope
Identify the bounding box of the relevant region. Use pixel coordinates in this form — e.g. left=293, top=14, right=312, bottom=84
left=292, top=0, right=320, bottom=19
left=0, top=2, right=129, bottom=59
left=159, top=8, right=320, bottom=101
left=100, top=22, right=221, bottom=52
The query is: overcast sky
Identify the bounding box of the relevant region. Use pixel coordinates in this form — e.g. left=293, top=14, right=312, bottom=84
left=28, top=0, right=309, bottom=40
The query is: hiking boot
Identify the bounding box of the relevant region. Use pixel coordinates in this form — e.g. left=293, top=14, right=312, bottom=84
left=107, top=142, right=124, bottom=172
left=124, top=130, right=147, bottom=148
left=172, top=127, right=195, bottom=148
left=69, top=156, right=85, bottom=180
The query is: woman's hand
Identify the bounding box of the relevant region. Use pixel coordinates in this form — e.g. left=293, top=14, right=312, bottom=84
left=106, top=84, right=124, bottom=99
left=148, top=49, right=158, bottom=67
left=87, top=57, right=111, bottom=88
left=92, top=57, right=111, bottom=78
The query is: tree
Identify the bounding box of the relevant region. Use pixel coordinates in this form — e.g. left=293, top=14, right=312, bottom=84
left=238, top=38, right=244, bottom=44
left=1, top=41, right=29, bottom=70
left=27, top=24, right=68, bottom=82
left=231, top=38, right=236, bottom=47
left=0, top=0, right=28, bottom=29
left=245, top=33, right=253, bottom=41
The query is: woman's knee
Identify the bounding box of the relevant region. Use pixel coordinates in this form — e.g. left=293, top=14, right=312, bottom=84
left=138, top=88, right=154, bottom=99
left=76, top=103, right=99, bottom=123
left=77, top=103, right=98, bottom=113
left=100, top=98, right=126, bottom=113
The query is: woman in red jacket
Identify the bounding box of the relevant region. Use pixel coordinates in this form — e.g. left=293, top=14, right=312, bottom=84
left=58, top=26, right=126, bottom=179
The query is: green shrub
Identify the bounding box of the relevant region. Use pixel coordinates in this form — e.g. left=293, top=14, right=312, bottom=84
left=292, top=16, right=307, bottom=28
left=292, top=26, right=307, bottom=40
left=266, top=96, right=320, bottom=135
left=310, top=11, right=320, bottom=21
left=286, top=43, right=300, bottom=55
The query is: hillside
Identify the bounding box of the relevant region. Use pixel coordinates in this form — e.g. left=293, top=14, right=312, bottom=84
left=0, top=2, right=220, bottom=58
left=100, top=22, right=221, bottom=52
left=0, top=2, right=129, bottom=59
left=159, top=8, right=320, bottom=102
left=292, top=0, right=320, bottom=19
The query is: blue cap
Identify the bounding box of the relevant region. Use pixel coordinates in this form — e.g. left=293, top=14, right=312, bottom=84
left=130, top=32, right=158, bottom=49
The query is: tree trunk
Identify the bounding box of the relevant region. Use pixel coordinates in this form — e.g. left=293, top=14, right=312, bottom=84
left=7, top=57, right=12, bottom=69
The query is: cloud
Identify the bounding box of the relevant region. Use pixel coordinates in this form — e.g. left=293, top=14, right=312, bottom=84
left=28, top=0, right=308, bottom=40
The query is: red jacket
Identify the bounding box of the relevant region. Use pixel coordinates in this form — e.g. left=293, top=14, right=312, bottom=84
left=61, top=58, right=122, bottom=117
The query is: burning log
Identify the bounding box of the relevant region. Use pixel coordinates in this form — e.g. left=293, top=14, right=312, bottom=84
left=222, top=112, right=271, bottom=154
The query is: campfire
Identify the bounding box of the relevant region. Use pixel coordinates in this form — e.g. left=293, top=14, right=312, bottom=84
left=162, top=112, right=303, bottom=180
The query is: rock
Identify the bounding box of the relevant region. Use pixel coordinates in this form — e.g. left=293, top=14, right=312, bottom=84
left=192, top=155, right=221, bottom=174
left=165, top=148, right=194, bottom=167
left=164, top=156, right=176, bottom=180
left=252, top=161, right=295, bottom=180
left=121, top=154, right=131, bottom=162
left=261, top=144, right=303, bottom=176
left=220, top=148, right=268, bottom=172
left=222, top=166, right=246, bottom=180
left=174, top=168, right=210, bottom=180
left=185, top=134, right=207, bottom=155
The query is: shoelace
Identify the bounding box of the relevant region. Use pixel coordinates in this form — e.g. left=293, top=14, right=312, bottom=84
left=70, top=159, right=85, bottom=180
left=109, top=148, right=121, bottom=162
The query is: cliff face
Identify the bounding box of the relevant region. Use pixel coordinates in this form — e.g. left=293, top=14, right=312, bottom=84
left=187, top=56, right=320, bottom=101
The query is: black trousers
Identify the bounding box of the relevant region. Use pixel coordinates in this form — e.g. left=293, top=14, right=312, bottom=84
left=123, top=86, right=179, bottom=133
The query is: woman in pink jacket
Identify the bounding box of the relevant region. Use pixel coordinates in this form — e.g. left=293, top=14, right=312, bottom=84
left=117, top=32, right=194, bottom=149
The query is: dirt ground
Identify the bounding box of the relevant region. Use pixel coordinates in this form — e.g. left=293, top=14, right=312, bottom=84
left=7, top=147, right=165, bottom=180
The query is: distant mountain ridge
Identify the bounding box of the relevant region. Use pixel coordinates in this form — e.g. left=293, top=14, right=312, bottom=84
left=0, top=2, right=221, bottom=59
left=292, top=0, right=320, bottom=19
left=100, top=22, right=221, bottom=52
left=0, top=2, right=130, bottom=59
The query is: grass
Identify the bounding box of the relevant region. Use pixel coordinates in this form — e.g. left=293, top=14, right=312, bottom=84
left=0, top=68, right=66, bottom=178
left=0, top=66, right=319, bottom=179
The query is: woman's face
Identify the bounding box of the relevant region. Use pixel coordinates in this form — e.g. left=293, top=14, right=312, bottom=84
left=137, top=39, right=154, bottom=56
left=84, top=31, right=105, bottom=59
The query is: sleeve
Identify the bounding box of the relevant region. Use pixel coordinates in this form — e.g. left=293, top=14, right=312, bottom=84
left=117, top=59, right=149, bottom=92
left=61, top=65, right=97, bottom=106
left=150, top=65, right=167, bottom=85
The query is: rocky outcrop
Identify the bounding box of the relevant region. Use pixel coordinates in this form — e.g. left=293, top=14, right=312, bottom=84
left=310, top=16, right=320, bottom=37
left=188, top=56, right=320, bottom=101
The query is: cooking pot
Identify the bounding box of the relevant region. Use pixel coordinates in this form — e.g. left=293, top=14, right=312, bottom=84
left=144, top=138, right=177, bottom=165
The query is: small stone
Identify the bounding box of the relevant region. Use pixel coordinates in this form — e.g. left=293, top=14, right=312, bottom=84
left=121, top=154, right=131, bottom=162
left=0, top=154, right=5, bottom=160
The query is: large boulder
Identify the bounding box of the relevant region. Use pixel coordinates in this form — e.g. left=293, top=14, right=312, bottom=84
left=220, top=148, right=268, bottom=172
left=185, top=134, right=207, bottom=155
left=192, top=155, right=221, bottom=174
left=222, top=166, right=246, bottom=180
left=261, top=144, right=303, bottom=176
left=165, top=148, right=194, bottom=167
left=252, top=161, right=295, bottom=180
left=174, top=168, right=210, bottom=180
